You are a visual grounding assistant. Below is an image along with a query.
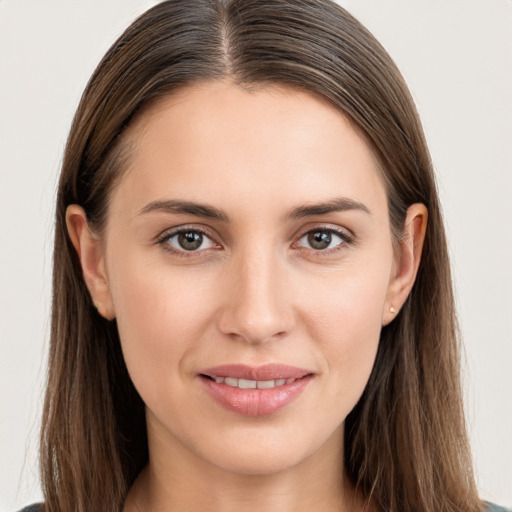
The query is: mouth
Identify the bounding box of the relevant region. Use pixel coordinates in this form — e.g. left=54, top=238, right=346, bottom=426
left=199, top=362, right=313, bottom=381
left=200, top=374, right=304, bottom=389
left=198, top=363, right=314, bottom=416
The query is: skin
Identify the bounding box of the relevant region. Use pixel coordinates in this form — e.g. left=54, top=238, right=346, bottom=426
left=67, top=80, right=427, bottom=512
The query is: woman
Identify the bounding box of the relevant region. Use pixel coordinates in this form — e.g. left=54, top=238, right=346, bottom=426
left=18, top=1, right=510, bottom=511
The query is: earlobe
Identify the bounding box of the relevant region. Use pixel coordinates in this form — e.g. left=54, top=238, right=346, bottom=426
left=65, top=205, right=115, bottom=320
left=382, top=203, right=428, bottom=325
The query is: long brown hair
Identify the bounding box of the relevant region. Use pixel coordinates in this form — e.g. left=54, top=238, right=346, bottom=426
left=41, top=1, right=483, bottom=510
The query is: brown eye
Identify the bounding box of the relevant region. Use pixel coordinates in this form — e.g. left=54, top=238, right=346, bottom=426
left=307, top=231, right=332, bottom=250
left=162, top=229, right=216, bottom=253
left=178, top=231, right=203, bottom=251
left=298, top=229, right=346, bottom=251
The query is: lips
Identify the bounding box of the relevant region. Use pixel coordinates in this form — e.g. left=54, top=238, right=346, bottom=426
left=200, top=363, right=312, bottom=381
left=198, top=363, right=314, bottom=416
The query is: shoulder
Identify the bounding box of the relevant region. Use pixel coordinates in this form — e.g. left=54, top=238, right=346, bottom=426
left=486, top=502, right=512, bottom=512
left=17, top=505, right=43, bottom=512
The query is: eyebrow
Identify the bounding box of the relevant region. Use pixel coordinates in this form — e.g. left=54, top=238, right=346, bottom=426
left=137, top=196, right=370, bottom=222
left=289, top=197, right=371, bottom=219
left=137, top=199, right=229, bottom=222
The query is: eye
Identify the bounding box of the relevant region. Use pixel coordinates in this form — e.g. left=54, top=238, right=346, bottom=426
left=297, top=229, right=349, bottom=251
left=160, top=228, right=217, bottom=254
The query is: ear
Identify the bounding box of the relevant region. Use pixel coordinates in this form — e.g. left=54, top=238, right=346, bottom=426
left=382, top=203, right=428, bottom=325
left=66, top=205, right=115, bottom=320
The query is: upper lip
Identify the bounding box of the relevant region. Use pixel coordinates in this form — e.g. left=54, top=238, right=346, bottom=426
left=200, top=363, right=313, bottom=381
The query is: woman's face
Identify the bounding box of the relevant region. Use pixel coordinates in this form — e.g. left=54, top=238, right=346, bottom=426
left=93, top=81, right=404, bottom=475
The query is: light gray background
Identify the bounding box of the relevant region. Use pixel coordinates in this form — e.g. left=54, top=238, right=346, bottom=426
left=1, top=1, right=511, bottom=510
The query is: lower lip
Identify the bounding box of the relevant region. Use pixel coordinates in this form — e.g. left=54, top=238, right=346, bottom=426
left=199, top=375, right=313, bottom=416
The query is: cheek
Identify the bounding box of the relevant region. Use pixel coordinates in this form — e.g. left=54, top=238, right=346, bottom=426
left=106, top=253, right=217, bottom=400
left=301, top=263, right=390, bottom=408
left=303, top=259, right=389, bottom=342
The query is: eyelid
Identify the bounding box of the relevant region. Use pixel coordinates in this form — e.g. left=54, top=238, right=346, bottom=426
left=154, top=222, right=354, bottom=258
left=156, top=225, right=223, bottom=256
left=294, top=223, right=354, bottom=241
left=292, top=224, right=355, bottom=253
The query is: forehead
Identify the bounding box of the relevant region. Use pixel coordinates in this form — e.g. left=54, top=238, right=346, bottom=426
left=111, top=80, right=387, bottom=218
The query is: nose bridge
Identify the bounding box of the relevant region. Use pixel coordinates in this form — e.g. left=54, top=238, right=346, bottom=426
left=218, top=242, right=293, bottom=344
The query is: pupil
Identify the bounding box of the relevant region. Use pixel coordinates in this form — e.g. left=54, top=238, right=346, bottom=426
left=178, top=232, right=202, bottom=250
left=308, top=231, right=331, bottom=250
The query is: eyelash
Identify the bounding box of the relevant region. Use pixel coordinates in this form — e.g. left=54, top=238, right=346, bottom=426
left=294, top=226, right=354, bottom=256
left=157, top=226, right=220, bottom=258
left=156, top=225, right=354, bottom=258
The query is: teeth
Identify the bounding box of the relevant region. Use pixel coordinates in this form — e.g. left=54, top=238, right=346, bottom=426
left=257, top=380, right=277, bottom=389
left=238, top=378, right=257, bottom=389
left=211, top=376, right=296, bottom=389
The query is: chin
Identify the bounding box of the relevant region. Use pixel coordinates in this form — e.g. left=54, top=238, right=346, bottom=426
left=193, top=422, right=336, bottom=477
left=209, top=447, right=305, bottom=476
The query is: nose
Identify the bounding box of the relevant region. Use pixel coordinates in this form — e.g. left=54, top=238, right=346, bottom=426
left=217, top=246, right=295, bottom=345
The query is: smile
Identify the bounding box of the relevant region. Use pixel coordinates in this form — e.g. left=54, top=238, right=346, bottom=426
left=208, top=376, right=298, bottom=389
left=199, top=374, right=313, bottom=416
